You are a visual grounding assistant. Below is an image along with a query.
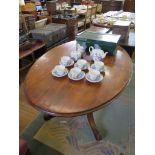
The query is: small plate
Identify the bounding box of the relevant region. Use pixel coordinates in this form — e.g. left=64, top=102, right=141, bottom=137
left=90, top=64, right=105, bottom=72
left=51, top=68, right=68, bottom=77
left=74, top=62, right=89, bottom=70
left=68, top=71, right=85, bottom=81
left=59, top=59, right=74, bottom=67
left=85, top=73, right=103, bottom=83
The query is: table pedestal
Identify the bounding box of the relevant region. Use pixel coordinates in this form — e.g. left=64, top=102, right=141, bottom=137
left=87, top=113, right=102, bottom=141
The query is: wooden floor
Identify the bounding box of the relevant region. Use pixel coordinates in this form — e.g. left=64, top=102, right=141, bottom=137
left=19, top=68, right=39, bottom=133
left=19, top=83, right=39, bottom=133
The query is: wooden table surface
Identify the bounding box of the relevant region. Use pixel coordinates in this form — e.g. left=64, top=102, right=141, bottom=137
left=24, top=41, right=133, bottom=117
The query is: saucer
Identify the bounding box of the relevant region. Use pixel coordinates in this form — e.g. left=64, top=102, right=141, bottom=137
left=51, top=68, right=68, bottom=77
left=68, top=71, right=85, bottom=81
left=85, top=73, right=103, bottom=83
left=90, top=64, right=105, bottom=72
left=74, top=62, right=89, bottom=70
left=59, top=59, right=74, bottom=67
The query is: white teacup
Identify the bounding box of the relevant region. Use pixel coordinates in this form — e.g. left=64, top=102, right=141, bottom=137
left=60, top=56, right=71, bottom=66
left=76, top=59, right=87, bottom=69
left=70, top=51, right=81, bottom=61
left=70, top=67, right=81, bottom=79
left=88, top=68, right=100, bottom=81
left=54, top=65, right=66, bottom=76
left=93, top=61, right=104, bottom=71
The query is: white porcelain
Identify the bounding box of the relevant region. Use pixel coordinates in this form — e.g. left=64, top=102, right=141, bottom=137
left=60, top=56, right=72, bottom=66
left=75, top=59, right=88, bottom=69
left=52, top=65, right=68, bottom=77
left=70, top=51, right=81, bottom=61
left=87, top=68, right=100, bottom=81
left=92, top=61, right=104, bottom=72
left=68, top=70, right=85, bottom=80
left=54, top=65, right=65, bottom=75
left=85, top=73, right=103, bottom=83
left=89, top=46, right=108, bottom=61
left=77, top=44, right=85, bottom=54
left=69, top=67, right=82, bottom=79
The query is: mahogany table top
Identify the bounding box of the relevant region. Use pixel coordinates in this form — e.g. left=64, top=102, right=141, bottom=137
left=24, top=41, right=133, bottom=117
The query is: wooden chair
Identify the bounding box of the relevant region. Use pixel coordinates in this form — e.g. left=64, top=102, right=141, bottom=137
left=91, top=4, right=97, bottom=22
left=96, top=3, right=102, bottom=14
left=84, top=5, right=92, bottom=30
left=75, top=8, right=86, bottom=32
left=77, top=5, right=92, bottom=32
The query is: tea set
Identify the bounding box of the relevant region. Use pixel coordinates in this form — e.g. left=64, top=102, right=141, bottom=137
left=51, top=44, right=108, bottom=83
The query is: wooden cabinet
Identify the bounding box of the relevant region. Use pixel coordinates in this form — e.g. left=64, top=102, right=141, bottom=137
left=19, top=40, right=46, bottom=71
left=99, top=0, right=123, bottom=13
left=123, top=0, right=135, bottom=13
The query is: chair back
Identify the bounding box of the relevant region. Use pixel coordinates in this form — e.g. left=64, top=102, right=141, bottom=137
left=85, top=5, right=92, bottom=19
left=91, top=4, right=97, bottom=19
left=84, top=5, right=92, bottom=29
left=96, top=3, right=102, bottom=14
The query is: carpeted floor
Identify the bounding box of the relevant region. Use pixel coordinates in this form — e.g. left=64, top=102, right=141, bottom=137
left=20, top=65, right=134, bottom=155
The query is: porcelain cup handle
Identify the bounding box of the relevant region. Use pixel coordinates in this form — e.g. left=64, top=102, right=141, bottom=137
left=89, top=46, right=94, bottom=53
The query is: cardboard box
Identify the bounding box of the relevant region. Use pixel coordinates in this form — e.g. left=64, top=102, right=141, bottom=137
left=76, top=31, right=121, bottom=55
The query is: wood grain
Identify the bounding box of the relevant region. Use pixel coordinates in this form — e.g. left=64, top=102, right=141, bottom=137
left=24, top=41, right=133, bottom=117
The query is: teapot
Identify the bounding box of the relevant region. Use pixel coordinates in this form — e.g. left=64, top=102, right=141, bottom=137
left=77, top=44, right=85, bottom=54
left=70, top=50, right=81, bottom=61
left=89, top=46, right=108, bottom=61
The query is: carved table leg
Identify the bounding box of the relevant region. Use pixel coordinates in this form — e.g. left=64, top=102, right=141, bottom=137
left=87, top=112, right=102, bottom=141
left=43, top=113, right=55, bottom=121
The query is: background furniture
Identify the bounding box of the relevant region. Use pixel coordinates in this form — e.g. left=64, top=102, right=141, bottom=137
left=19, top=40, right=46, bottom=71
left=88, top=26, right=135, bottom=57
left=35, top=18, right=48, bottom=28
left=24, top=40, right=133, bottom=141
left=30, top=23, right=68, bottom=49
left=123, top=0, right=135, bottom=12
left=46, top=0, right=58, bottom=15
left=83, top=5, right=92, bottom=30
left=52, top=15, right=78, bottom=41
left=99, top=0, right=123, bottom=13
left=21, top=2, right=37, bottom=20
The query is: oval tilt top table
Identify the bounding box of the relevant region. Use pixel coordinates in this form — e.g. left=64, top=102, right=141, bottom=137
left=24, top=41, right=133, bottom=141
